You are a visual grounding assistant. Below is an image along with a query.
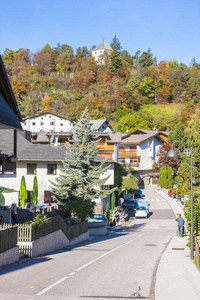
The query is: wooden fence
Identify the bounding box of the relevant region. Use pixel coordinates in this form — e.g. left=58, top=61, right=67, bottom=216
left=0, top=216, right=88, bottom=254
left=18, top=215, right=88, bottom=242
left=0, top=225, right=18, bottom=253
left=195, top=236, right=200, bottom=269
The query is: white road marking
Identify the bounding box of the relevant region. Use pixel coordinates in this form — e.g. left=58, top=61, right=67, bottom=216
left=36, top=276, right=68, bottom=296
left=76, top=235, right=143, bottom=272
left=36, top=235, right=144, bottom=296
left=68, top=272, right=75, bottom=276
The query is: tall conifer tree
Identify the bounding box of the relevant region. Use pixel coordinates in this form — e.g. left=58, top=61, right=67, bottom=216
left=50, top=108, right=115, bottom=220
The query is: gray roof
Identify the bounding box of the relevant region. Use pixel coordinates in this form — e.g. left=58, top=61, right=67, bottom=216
left=122, top=133, right=163, bottom=144
left=108, top=132, right=122, bottom=143
left=92, top=41, right=112, bottom=51
left=34, top=131, right=49, bottom=143
left=0, top=129, right=113, bottom=163
left=90, top=119, right=108, bottom=131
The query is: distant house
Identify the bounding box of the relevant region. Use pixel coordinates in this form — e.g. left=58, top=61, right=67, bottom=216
left=21, top=112, right=73, bottom=133
left=91, top=41, right=112, bottom=64
left=120, top=129, right=167, bottom=169
left=74, top=118, right=121, bottom=162
left=0, top=130, right=116, bottom=211
left=0, top=55, right=22, bottom=179
left=21, top=112, right=73, bottom=144
left=23, top=116, right=122, bottom=162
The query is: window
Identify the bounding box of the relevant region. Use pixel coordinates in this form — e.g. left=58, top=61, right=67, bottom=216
left=50, top=121, right=55, bottom=126
left=100, top=51, right=102, bottom=53
left=60, top=123, right=63, bottom=126
left=47, top=164, right=57, bottom=175
left=27, top=163, right=36, bottom=174
left=95, top=52, right=97, bottom=54
left=44, top=191, right=53, bottom=203
left=40, top=122, right=44, bottom=126
left=32, top=122, right=36, bottom=126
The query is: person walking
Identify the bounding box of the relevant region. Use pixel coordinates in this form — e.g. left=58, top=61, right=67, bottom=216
left=176, top=214, right=185, bottom=237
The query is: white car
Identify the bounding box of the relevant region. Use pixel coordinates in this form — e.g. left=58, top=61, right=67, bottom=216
left=135, top=206, right=148, bottom=218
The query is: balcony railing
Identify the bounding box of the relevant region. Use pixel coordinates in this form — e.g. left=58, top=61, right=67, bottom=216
left=119, top=150, right=137, bottom=157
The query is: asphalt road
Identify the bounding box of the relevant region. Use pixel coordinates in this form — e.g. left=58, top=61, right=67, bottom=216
left=0, top=186, right=177, bottom=300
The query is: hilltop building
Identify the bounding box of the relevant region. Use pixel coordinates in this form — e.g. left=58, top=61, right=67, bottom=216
left=92, top=41, right=112, bottom=64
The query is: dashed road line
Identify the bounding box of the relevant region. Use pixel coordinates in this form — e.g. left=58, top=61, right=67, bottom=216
left=36, top=277, right=68, bottom=296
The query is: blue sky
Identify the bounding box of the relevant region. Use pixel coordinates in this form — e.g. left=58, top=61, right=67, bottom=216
left=1, top=0, right=200, bottom=66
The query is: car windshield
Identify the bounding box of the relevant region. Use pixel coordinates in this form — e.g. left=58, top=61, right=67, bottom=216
left=92, top=214, right=106, bottom=220
left=136, top=207, right=146, bottom=211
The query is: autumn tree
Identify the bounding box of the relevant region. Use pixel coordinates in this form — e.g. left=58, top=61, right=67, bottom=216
left=33, top=44, right=55, bottom=75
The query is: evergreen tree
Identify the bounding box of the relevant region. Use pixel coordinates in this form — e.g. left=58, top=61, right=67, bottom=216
left=19, top=176, right=27, bottom=207
left=159, top=166, right=168, bottom=188
left=32, top=176, right=38, bottom=205
left=105, top=201, right=111, bottom=220
left=111, top=192, right=116, bottom=211
left=167, top=166, right=173, bottom=188
left=110, top=35, right=122, bottom=73
left=50, top=107, right=115, bottom=221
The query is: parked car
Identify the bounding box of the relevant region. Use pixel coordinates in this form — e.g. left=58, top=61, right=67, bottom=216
left=122, top=200, right=138, bottom=210
left=136, top=201, right=150, bottom=214
left=134, top=189, right=142, bottom=199
left=135, top=206, right=148, bottom=218
left=87, top=214, right=108, bottom=227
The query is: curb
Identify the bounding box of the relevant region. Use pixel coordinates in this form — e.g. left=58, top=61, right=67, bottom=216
left=149, top=236, right=174, bottom=300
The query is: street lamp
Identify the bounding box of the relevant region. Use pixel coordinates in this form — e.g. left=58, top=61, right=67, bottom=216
left=167, top=141, right=194, bottom=260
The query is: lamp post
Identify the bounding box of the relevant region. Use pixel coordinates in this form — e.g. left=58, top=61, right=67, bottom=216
left=167, top=141, right=194, bottom=260
left=172, top=171, right=178, bottom=199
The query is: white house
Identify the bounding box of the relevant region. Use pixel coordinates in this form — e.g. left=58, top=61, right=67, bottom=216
left=21, top=113, right=73, bottom=134
left=0, top=130, right=115, bottom=212
left=91, top=41, right=112, bottom=64
left=120, top=130, right=167, bottom=169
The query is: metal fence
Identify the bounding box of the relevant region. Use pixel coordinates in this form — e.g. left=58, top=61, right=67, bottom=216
left=0, top=224, right=18, bottom=253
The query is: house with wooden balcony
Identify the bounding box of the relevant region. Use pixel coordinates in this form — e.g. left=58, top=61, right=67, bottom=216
left=22, top=116, right=122, bottom=162
left=0, top=130, right=116, bottom=212
left=120, top=129, right=167, bottom=170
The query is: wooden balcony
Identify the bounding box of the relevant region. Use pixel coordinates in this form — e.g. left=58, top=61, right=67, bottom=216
left=119, top=150, right=137, bottom=158
left=97, top=143, right=114, bottom=151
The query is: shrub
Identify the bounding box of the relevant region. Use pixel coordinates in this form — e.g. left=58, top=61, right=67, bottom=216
left=32, top=214, right=48, bottom=229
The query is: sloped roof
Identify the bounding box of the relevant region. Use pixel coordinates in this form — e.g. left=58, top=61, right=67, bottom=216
left=122, top=128, right=169, bottom=139
left=0, top=129, right=114, bottom=163
left=121, top=133, right=166, bottom=144
left=0, top=55, right=22, bottom=130
left=92, top=41, right=112, bottom=51
left=107, top=132, right=122, bottom=143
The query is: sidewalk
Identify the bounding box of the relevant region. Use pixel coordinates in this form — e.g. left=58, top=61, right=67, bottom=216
left=154, top=188, right=200, bottom=300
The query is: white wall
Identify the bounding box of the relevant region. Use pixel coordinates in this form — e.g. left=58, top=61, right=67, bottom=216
left=137, top=137, right=161, bottom=169
left=1, top=160, right=115, bottom=207
left=22, top=114, right=73, bottom=132
left=92, top=49, right=104, bottom=62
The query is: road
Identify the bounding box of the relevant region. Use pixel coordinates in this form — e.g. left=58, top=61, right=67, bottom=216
left=0, top=186, right=177, bottom=300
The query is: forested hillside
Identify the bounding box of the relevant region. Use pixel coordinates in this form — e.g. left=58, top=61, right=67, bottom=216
left=2, top=36, right=200, bottom=132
